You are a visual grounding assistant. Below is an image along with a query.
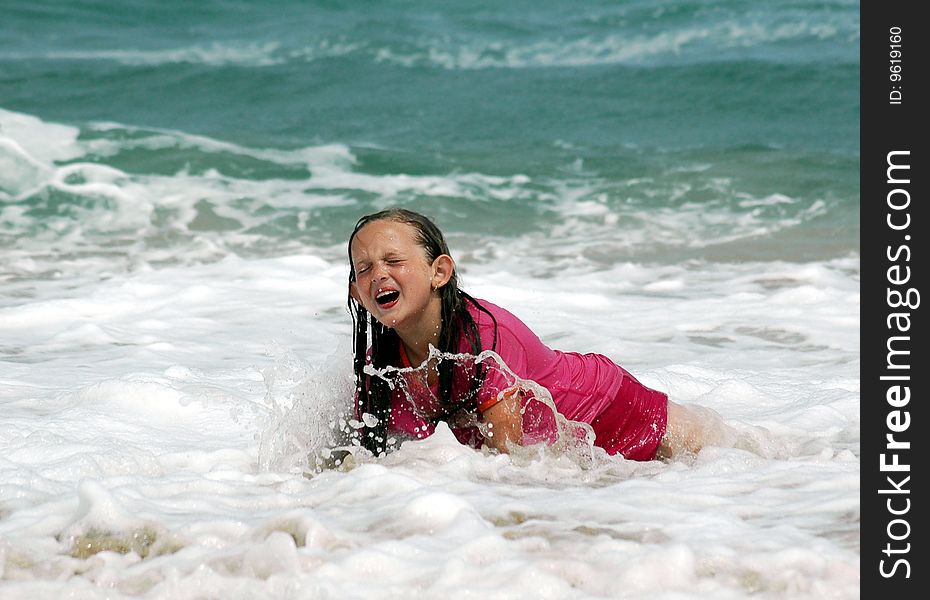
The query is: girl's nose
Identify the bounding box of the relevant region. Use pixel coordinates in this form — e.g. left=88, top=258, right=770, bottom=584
left=371, top=263, right=388, bottom=281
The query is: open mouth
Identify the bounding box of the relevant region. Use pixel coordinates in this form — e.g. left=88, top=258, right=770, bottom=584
left=376, top=290, right=400, bottom=306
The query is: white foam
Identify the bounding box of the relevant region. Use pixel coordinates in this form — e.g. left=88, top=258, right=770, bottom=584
left=373, top=17, right=854, bottom=70
left=0, top=108, right=84, bottom=164
left=0, top=109, right=83, bottom=198
left=1, top=108, right=845, bottom=290
left=44, top=42, right=284, bottom=67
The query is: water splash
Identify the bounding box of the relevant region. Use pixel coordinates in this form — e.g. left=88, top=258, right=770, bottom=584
left=256, top=342, right=356, bottom=474
left=364, top=345, right=600, bottom=465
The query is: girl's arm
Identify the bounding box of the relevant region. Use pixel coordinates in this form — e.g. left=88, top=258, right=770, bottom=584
left=481, top=387, right=524, bottom=453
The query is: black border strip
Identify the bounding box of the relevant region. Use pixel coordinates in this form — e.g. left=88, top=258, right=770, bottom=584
left=862, top=1, right=925, bottom=595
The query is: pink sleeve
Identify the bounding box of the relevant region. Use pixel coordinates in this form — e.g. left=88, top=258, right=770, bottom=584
left=466, top=299, right=561, bottom=412
left=474, top=316, right=561, bottom=446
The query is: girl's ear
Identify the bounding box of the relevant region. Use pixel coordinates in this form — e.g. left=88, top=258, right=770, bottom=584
left=349, top=281, right=362, bottom=303
left=431, top=254, right=455, bottom=289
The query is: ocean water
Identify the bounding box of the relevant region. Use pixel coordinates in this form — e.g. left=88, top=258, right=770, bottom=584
left=0, top=1, right=859, bottom=598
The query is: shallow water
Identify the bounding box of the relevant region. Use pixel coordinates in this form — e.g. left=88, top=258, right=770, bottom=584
left=0, top=249, right=859, bottom=599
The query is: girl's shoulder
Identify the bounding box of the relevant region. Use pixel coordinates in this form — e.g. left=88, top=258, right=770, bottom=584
left=465, top=297, right=515, bottom=329
left=465, top=297, right=545, bottom=348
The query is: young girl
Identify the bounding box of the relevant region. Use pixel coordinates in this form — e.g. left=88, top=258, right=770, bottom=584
left=347, top=208, right=714, bottom=460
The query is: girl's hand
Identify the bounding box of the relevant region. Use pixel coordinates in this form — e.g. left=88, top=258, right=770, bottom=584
left=482, top=387, right=524, bottom=453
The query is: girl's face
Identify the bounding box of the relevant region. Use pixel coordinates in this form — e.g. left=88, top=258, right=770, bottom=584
left=349, top=219, right=452, bottom=336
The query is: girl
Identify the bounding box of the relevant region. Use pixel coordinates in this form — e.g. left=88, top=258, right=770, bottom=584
left=347, top=208, right=714, bottom=460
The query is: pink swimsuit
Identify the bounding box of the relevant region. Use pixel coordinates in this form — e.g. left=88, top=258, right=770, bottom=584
left=374, top=299, right=668, bottom=461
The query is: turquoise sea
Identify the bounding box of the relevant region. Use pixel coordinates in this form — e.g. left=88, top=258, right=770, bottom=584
left=0, top=2, right=860, bottom=598
left=1, top=0, right=858, bottom=276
